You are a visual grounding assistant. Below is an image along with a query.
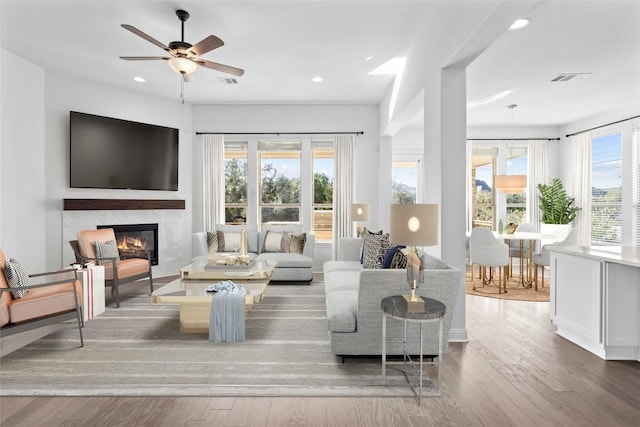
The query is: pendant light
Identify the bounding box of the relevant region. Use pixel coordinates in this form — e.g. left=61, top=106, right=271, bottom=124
left=495, top=104, right=526, bottom=193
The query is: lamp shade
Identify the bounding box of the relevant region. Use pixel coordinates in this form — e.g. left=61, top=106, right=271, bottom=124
left=350, top=203, right=370, bottom=221
left=168, top=57, right=198, bottom=75
left=389, top=204, right=438, bottom=247
left=495, top=174, right=526, bottom=193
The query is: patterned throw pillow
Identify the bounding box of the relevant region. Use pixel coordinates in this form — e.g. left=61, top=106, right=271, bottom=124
left=4, top=258, right=31, bottom=298
left=94, top=240, right=120, bottom=265
left=362, top=232, right=391, bottom=269
left=382, top=245, right=406, bottom=269
left=360, top=227, right=383, bottom=264
left=389, top=248, right=409, bottom=269
left=207, top=231, right=219, bottom=254
left=288, top=233, right=306, bottom=254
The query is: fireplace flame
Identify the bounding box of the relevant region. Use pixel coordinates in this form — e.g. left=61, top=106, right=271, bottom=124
left=117, top=234, right=146, bottom=251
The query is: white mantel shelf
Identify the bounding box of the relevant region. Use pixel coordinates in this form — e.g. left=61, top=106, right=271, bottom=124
left=549, top=245, right=640, bottom=361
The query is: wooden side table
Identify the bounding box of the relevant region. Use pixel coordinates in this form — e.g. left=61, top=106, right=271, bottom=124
left=381, top=295, right=446, bottom=404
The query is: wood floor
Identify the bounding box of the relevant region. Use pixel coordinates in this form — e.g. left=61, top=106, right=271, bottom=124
left=1, top=293, right=639, bottom=426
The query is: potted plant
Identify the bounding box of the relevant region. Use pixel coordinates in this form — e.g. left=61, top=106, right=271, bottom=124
left=537, top=178, right=580, bottom=243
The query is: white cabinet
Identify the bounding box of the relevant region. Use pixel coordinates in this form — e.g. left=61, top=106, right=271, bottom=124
left=550, top=247, right=640, bottom=361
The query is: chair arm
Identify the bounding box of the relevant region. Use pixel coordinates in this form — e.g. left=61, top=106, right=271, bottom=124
left=0, top=268, right=79, bottom=292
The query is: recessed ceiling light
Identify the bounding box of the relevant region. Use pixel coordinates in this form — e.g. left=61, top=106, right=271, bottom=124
left=509, top=18, right=530, bottom=30
left=312, top=76, right=323, bottom=83
left=365, top=56, right=373, bottom=62
left=133, top=76, right=146, bottom=83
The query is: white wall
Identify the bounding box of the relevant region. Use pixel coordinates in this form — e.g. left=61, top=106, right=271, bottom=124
left=44, top=71, right=194, bottom=275
left=0, top=49, right=46, bottom=271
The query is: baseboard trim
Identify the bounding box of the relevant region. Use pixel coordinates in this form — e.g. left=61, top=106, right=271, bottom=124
left=449, top=328, right=469, bottom=343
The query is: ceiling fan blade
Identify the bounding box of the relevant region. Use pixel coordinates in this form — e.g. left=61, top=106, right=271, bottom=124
left=189, top=35, right=224, bottom=57
left=121, top=24, right=170, bottom=52
left=196, top=59, right=245, bottom=77
left=120, top=56, right=170, bottom=61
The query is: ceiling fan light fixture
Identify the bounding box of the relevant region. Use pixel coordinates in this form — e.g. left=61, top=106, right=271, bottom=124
left=168, top=57, right=197, bottom=75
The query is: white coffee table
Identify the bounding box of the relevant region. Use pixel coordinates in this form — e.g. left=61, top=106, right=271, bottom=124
left=152, top=259, right=276, bottom=333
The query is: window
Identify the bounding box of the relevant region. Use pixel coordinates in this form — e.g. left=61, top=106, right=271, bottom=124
left=312, top=141, right=334, bottom=241
left=635, top=128, right=640, bottom=246
left=591, top=133, right=622, bottom=245
left=258, top=141, right=301, bottom=225
left=224, top=141, right=248, bottom=224
left=392, top=157, right=421, bottom=204
left=471, top=147, right=496, bottom=228
left=505, top=146, right=527, bottom=225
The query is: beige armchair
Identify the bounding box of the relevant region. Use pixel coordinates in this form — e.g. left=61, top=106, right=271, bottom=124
left=70, top=228, right=153, bottom=308
left=469, top=227, right=509, bottom=294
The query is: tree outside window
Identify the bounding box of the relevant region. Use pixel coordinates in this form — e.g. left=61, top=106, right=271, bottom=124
left=259, top=141, right=301, bottom=225
left=224, top=141, right=248, bottom=224
left=505, top=146, right=527, bottom=225
left=313, top=142, right=333, bottom=241
left=592, top=133, right=622, bottom=245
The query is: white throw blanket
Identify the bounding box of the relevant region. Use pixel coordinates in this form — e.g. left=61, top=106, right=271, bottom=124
left=208, top=281, right=246, bottom=342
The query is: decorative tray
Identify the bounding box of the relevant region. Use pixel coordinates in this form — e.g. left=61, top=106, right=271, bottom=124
left=204, top=259, right=256, bottom=270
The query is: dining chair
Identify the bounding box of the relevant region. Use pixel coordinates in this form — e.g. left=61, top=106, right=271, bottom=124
left=508, top=222, right=537, bottom=275
left=469, top=227, right=510, bottom=294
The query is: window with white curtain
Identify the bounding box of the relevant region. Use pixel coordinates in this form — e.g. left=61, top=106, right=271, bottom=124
left=224, top=141, right=248, bottom=224
left=258, top=140, right=301, bottom=226
left=470, top=147, right=496, bottom=228
left=591, top=133, right=622, bottom=245
left=505, top=145, right=527, bottom=225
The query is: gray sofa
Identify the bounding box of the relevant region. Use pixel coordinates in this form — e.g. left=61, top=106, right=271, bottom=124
left=323, top=237, right=461, bottom=356
left=192, top=224, right=315, bottom=282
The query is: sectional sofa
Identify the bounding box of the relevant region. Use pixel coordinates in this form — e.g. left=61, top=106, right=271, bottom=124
left=192, top=224, right=315, bottom=282
left=323, top=237, right=461, bottom=356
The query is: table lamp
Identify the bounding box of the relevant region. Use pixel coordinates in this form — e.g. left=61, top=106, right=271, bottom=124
left=350, top=203, right=370, bottom=237
left=389, top=204, right=438, bottom=311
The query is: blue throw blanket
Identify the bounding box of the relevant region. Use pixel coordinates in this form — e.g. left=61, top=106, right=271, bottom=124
left=208, top=281, right=247, bottom=342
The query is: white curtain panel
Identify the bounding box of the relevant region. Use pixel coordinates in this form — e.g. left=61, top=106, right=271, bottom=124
left=333, top=134, right=355, bottom=259
left=202, top=134, right=225, bottom=231
left=570, top=132, right=592, bottom=246
left=526, top=139, right=548, bottom=230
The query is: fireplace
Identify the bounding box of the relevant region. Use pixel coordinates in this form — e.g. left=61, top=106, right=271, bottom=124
left=97, top=223, right=159, bottom=265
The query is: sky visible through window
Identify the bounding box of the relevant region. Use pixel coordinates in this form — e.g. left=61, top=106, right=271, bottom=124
left=476, top=157, right=526, bottom=189
left=592, top=133, right=622, bottom=190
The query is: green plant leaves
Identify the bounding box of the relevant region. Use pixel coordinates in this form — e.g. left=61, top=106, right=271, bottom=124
left=537, top=178, right=580, bottom=224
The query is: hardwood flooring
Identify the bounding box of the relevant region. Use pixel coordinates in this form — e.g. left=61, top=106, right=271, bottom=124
left=1, top=293, right=638, bottom=426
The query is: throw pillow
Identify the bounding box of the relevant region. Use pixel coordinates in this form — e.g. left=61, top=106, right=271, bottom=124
left=382, top=245, right=406, bottom=269
left=389, top=248, right=409, bottom=269
left=288, top=233, right=307, bottom=254
left=207, top=231, right=219, bottom=254
left=94, top=240, right=120, bottom=265
left=263, top=231, right=285, bottom=253
left=4, top=258, right=30, bottom=298
left=362, top=232, right=391, bottom=269
left=360, top=227, right=383, bottom=264
left=217, top=231, right=241, bottom=252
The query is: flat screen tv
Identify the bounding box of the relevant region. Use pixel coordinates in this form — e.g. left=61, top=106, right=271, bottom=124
left=70, top=111, right=179, bottom=191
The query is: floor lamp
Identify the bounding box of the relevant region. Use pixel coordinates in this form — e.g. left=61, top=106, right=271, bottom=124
left=350, top=203, right=370, bottom=237
left=389, top=204, right=438, bottom=311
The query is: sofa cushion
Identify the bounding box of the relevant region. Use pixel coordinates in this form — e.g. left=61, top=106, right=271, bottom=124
left=9, top=280, right=82, bottom=324
left=255, top=252, right=312, bottom=268
left=4, top=258, right=30, bottom=298
left=323, top=260, right=362, bottom=274
left=94, top=240, right=120, bottom=265
left=420, top=252, right=450, bottom=270
left=324, top=270, right=360, bottom=294
left=262, top=230, right=287, bottom=253
left=216, top=224, right=259, bottom=254
left=326, top=290, right=358, bottom=333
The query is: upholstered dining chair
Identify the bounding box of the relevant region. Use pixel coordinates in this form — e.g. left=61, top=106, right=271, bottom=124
left=70, top=228, right=153, bottom=308
left=508, top=222, right=537, bottom=275
left=532, top=227, right=578, bottom=291
left=469, top=227, right=509, bottom=294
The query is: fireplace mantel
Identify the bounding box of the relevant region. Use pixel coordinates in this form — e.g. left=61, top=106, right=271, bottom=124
left=63, top=199, right=185, bottom=211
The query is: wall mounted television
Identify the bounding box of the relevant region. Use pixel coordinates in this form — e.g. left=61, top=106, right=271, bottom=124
left=70, top=111, right=179, bottom=191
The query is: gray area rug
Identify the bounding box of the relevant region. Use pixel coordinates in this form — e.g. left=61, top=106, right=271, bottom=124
left=0, top=278, right=437, bottom=397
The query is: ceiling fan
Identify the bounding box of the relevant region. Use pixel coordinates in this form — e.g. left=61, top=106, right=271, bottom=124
left=120, top=9, right=244, bottom=82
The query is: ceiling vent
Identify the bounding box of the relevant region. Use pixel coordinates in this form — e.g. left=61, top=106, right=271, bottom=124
left=551, top=73, right=591, bottom=82
left=218, top=77, right=238, bottom=85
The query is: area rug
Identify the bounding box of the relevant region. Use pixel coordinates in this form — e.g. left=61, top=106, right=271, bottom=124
left=0, top=278, right=435, bottom=397
left=465, top=269, right=550, bottom=302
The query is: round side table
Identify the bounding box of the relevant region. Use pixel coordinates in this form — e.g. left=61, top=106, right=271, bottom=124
left=381, top=295, right=446, bottom=404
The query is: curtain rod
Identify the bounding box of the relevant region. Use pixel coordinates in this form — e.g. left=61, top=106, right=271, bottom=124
left=196, top=131, right=364, bottom=136
left=565, top=115, right=640, bottom=138
left=467, top=138, right=560, bottom=141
